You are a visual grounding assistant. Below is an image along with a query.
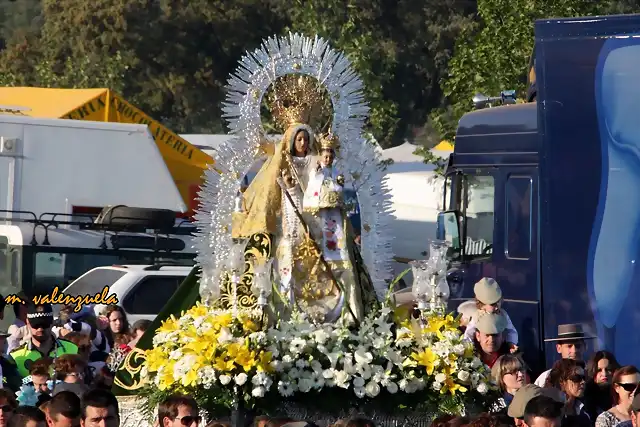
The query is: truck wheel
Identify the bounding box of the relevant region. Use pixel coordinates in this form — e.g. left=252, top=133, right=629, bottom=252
left=95, top=206, right=176, bottom=231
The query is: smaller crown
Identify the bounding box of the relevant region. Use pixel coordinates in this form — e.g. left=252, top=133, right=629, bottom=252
left=318, top=133, right=340, bottom=151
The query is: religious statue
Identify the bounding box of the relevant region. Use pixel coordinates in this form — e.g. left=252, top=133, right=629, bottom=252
left=233, top=75, right=374, bottom=324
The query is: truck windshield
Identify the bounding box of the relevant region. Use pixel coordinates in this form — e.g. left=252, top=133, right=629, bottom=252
left=31, top=250, right=193, bottom=295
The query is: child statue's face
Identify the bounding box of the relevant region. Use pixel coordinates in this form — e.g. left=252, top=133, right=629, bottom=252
left=320, top=149, right=334, bottom=167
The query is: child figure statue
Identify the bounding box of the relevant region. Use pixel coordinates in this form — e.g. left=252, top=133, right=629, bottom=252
left=303, top=133, right=345, bottom=212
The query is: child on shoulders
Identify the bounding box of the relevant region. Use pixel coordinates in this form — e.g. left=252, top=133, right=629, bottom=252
left=463, top=277, right=519, bottom=353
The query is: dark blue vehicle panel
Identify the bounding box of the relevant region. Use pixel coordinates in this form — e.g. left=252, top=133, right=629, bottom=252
left=445, top=14, right=640, bottom=371
left=537, top=16, right=640, bottom=366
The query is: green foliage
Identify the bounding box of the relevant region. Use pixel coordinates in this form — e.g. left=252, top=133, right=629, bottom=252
left=431, top=0, right=610, bottom=141
left=283, top=0, right=475, bottom=147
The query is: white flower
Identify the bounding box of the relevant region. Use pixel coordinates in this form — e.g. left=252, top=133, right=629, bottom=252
left=217, top=327, right=233, bottom=344
left=432, top=381, right=443, bottom=391
left=386, top=382, right=398, bottom=394
left=312, top=375, right=325, bottom=389
left=453, top=344, right=465, bottom=355
left=290, top=338, right=307, bottom=353
left=313, top=329, right=329, bottom=344
left=169, top=349, right=183, bottom=360
left=234, top=373, right=248, bottom=386
left=295, top=359, right=309, bottom=369
left=471, top=357, right=482, bottom=368
left=278, top=381, right=294, bottom=397
left=353, top=376, right=366, bottom=388
left=458, top=370, right=470, bottom=382
left=354, top=348, right=374, bottom=365
left=327, top=352, right=341, bottom=368
left=365, top=381, right=381, bottom=398
left=251, top=386, right=266, bottom=398
left=219, top=375, right=231, bottom=385
left=477, top=382, right=489, bottom=394
left=322, top=369, right=335, bottom=379
left=354, top=387, right=366, bottom=398
left=435, top=373, right=447, bottom=383
left=334, top=371, right=350, bottom=388
left=297, top=378, right=314, bottom=393
left=310, top=360, right=323, bottom=373
left=398, top=379, right=409, bottom=391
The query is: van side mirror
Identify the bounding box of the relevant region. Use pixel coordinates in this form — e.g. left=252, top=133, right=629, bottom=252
left=437, top=210, right=462, bottom=255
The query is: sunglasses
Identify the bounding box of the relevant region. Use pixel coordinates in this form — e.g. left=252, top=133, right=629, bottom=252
left=505, top=367, right=525, bottom=376
left=175, top=416, right=202, bottom=426
left=0, top=405, right=13, bottom=413
left=568, top=374, right=586, bottom=383
left=618, top=382, right=640, bottom=392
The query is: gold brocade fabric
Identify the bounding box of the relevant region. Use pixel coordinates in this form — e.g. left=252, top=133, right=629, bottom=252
left=234, top=124, right=313, bottom=238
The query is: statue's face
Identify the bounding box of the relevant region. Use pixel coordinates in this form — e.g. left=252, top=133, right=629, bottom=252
left=293, top=130, right=309, bottom=156
left=320, top=149, right=334, bottom=167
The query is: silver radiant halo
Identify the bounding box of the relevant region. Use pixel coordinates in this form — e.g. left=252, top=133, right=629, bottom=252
left=194, top=32, right=395, bottom=300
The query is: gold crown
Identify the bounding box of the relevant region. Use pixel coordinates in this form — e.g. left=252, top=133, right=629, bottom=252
left=268, top=75, right=325, bottom=130
left=318, top=133, right=340, bottom=151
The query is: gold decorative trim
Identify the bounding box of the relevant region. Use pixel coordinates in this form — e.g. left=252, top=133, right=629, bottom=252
left=114, top=347, right=148, bottom=391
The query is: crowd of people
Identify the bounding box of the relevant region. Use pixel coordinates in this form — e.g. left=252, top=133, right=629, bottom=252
left=450, top=277, right=639, bottom=427
left=0, top=276, right=633, bottom=427
left=0, top=291, right=152, bottom=427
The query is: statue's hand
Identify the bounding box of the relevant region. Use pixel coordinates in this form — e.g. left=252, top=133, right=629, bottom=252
left=282, top=169, right=296, bottom=188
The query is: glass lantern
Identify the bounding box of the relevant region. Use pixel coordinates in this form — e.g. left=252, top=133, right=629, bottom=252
left=251, top=258, right=274, bottom=307
left=410, top=259, right=433, bottom=309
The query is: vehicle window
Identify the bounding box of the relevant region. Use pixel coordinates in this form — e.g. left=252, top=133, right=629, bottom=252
left=64, top=269, right=128, bottom=297
left=505, top=175, right=532, bottom=259
left=123, top=276, right=184, bottom=315
left=464, top=174, right=495, bottom=258
left=33, top=250, right=195, bottom=295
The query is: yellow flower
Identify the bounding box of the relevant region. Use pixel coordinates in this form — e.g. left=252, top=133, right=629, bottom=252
left=256, top=351, right=274, bottom=373
left=213, top=356, right=235, bottom=372
left=411, top=349, right=438, bottom=375
left=157, top=316, right=179, bottom=335
left=442, top=368, right=468, bottom=395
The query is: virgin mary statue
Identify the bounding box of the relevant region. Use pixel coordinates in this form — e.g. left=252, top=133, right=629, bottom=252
left=233, top=75, right=374, bottom=324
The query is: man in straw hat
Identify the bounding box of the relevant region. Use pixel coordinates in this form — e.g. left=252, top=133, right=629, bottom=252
left=534, top=323, right=595, bottom=387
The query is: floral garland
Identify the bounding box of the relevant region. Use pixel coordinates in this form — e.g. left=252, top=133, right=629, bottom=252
left=140, top=303, right=494, bottom=416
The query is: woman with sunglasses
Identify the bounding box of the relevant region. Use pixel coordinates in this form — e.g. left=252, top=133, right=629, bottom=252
left=545, top=359, right=591, bottom=427
left=596, top=366, right=640, bottom=427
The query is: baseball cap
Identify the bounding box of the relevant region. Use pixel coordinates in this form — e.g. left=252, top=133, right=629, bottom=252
left=508, top=385, right=543, bottom=418
left=474, top=277, right=502, bottom=305
left=508, top=384, right=566, bottom=418
left=475, top=312, right=507, bottom=335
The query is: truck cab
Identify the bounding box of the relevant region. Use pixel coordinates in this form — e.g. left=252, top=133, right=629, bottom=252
left=439, top=14, right=640, bottom=370
left=438, top=103, right=542, bottom=371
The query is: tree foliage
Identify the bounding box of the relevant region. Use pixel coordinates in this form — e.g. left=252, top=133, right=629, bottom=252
left=0, top=0, right=475, bottom=147
left=431, top=0, right=615, bottom=141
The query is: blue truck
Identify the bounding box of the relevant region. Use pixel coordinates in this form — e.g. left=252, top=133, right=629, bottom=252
left=437, top=14, right=640, bottom=373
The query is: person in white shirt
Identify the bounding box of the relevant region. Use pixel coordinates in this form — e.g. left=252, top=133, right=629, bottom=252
left=463, top=277, right=519, bottom=351
left=534, top=323, right=595, bottom=387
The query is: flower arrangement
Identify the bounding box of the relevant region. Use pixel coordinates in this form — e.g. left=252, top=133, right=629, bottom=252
left=139, top=302, right=494, bottom=417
